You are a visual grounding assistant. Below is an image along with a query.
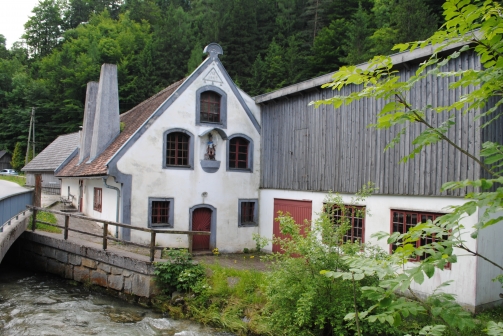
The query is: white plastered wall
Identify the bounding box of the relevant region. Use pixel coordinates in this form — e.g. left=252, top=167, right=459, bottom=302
left=475, top=208, right=503, bottom=310
left=259, top=188, right=484, bottom=309
left=60, top=177, right=121, bottom=236
left=116, top=60, right=261, bottom=252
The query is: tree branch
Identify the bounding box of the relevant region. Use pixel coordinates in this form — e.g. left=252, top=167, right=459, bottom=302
left=394, top=94, right=500, bottom=178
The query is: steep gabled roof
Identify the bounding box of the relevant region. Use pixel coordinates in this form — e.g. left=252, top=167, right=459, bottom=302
left=22, top=133, right=79, bottom=172
left=56, top=78, right=185, bottom=177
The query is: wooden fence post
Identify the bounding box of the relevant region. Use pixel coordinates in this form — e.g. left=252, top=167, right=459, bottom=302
left=150, top=231, right=156, bottom=262
left=31, top=208, right=37, bottom=231
left=34, top=174, right=42, bottom=207
left=103, top=223, right=108, bottom=250
left=64, top=215, right=69, bottom=240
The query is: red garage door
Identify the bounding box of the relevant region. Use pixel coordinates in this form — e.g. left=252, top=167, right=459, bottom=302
left=273, top=199, right=312, bottom=253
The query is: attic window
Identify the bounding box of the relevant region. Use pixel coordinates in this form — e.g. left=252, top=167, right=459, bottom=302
left=200, top=91, right=221, bottom=123
left=196, top=86, right=227, bottom=128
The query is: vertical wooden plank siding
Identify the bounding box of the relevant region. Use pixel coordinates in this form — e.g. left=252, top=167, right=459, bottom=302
left=259, top=51, right=491, bottom=197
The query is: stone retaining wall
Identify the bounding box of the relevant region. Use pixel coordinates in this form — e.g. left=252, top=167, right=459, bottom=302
left=6, top=231, right=160, bottom=303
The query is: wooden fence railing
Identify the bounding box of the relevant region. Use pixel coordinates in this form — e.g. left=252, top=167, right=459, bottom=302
left=28, top=206, right=211, bottom=262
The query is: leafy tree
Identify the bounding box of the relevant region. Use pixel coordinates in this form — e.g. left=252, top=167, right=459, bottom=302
left=316, top=0, right=503, bottom=334
left=23, top=0, right=65, bottom=58
left=10, top=142, right=25, bottom=171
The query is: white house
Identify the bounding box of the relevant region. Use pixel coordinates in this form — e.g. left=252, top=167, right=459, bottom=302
left=53, top=42, right=503, bottom=312
left=56, top=44, right=261, bottom=251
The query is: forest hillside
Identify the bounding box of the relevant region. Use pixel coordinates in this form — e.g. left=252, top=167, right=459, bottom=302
left=0, top=0, right=443, bottom=156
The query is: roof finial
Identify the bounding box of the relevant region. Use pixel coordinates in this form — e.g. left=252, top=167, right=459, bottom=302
left=203, top=43, right=223, bottom=60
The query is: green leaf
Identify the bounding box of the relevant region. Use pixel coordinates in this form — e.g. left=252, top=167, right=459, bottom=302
left=413, top=270, right=425, bottom=284
left=424, top=263, right=435, bottom=278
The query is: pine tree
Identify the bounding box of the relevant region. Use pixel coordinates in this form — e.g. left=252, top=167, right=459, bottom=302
left=393, top=0, right=438, bottom=43
left=342, top=4, right=372, bottom=65
left=10, top=142, right=25, bottom=171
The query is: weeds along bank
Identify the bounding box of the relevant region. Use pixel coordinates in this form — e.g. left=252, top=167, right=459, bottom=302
left=149, top=195, right=493, bottom=335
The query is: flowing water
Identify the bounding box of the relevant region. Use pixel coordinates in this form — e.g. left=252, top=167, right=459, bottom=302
left=0, top=264, right=231, bottom=336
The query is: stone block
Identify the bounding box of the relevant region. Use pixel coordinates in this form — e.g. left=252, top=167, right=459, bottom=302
left=46, top=259, right=65, bottom=278
left=68, top=254, right=82, bottom=266
left=54, top=250, right=68, bottom=263
left=82, top=258, right=97, bottom=269
left=131, top=274, right=152, bottom=297
left=124, top=277, right=132, bottom=294
left=74, top=266, right=90, bottom=283
left=41, top=246, right=56, bottom=259
left=98, top=263, right=111, bottom=273
left=65, top=265, right=73, bottom=279
left=122, top=270, right=132, bottom=277
left=111, top=267, right=123, bottom=275
left=90, top=270, right=108, bottom=287
left=108, top=275, right=124, bottom=291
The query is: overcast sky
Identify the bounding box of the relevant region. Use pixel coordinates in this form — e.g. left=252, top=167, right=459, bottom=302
left=0, top=0, right=40, bottom=48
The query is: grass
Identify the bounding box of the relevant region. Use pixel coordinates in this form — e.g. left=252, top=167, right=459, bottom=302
left=153, top=263, right=269, bottom=335
left=29, top=211, right=62, bottom=233
left=0, top=175, right=26, bottom=186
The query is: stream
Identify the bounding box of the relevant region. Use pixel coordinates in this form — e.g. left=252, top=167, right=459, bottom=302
left=0, top=264, right=232, bottom=336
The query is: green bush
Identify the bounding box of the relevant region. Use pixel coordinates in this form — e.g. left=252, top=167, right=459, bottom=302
left=154, top=249, right=205, bottom=293
left=264, top=190, right=400, bottom=336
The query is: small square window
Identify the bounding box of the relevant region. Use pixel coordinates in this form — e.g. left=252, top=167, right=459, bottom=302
left=325, top=204, right=365, bottom=243
left=149, top=197, right=174, bottom=228
left=390, top=210, right=450, bottom=269
left=238, top=199, right=258, bottom=226
left=93, top=188, right=102, bottom=212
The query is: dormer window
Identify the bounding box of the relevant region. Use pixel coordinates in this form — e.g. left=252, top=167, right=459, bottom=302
left=200, top=91, right=221, bottom=123
left=196, top=86, right=227, bottom=128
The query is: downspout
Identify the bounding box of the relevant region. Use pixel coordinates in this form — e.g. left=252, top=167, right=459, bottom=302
left=103, top=177, right=120, bottom=238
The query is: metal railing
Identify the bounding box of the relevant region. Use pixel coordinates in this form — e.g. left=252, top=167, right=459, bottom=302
left=28, top=206, right=210, bottom=262
left=0, top=189, right=34, bottom=232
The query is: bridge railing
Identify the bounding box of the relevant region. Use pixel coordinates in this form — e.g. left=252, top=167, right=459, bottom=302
left=0, top=189, right=34, bottom=232
left=28, top=206, right=210, bottom=262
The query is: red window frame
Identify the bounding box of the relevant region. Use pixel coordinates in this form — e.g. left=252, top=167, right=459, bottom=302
left=200, top=91, right=221, bottom=123
left=390, top=210, right=450, bottom=268
left=240, top=201, right=255, bottom=224
left=166, top=132, right=189, bottom=166
left=326, top=205, right=365, bottom=243
left=151, top=201, right=170, bottom=225
left=93, top=188, right=102, bottom=212
left=229, top=137, right=249, bottom=169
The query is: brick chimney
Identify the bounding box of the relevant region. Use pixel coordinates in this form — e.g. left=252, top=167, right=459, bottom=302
left=89, top=64, right=120, bottom=162
left=78, top=81, right=98, bottom=163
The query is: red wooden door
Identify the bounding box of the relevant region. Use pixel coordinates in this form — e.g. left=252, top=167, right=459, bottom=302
left=273, top=199, right=312, bottom=253
left=192, top=208, right=212, bottom=250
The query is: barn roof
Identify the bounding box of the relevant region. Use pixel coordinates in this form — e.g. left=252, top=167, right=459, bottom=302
left=0, top=150, right=9, bottom=159
left=55, top=78, right=185, bottom=177
left=22, top=133, right=79, bottom=172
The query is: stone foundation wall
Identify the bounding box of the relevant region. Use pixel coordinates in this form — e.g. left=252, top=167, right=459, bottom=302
left=7, top=232, right=160, bottom=302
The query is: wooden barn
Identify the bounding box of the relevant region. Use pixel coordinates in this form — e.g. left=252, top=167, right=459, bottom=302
left=0, top=150, right=12, bottom=170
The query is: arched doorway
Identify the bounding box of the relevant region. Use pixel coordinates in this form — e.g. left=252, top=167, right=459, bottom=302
left=189, top=205, right=216, bottom=250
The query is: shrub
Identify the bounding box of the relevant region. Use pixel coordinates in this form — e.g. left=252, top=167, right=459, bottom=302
left=264, top=189, right=399, bottom=336
left=154, top=249, right=205, bottom=293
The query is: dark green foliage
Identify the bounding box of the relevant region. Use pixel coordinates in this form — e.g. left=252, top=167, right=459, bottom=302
left=0, top=0, right=442, bottom=154
left=154, top=249, right=205, bottom=293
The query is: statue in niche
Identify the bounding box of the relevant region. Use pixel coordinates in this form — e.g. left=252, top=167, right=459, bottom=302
left=205, top=133, right=216, bottom=160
